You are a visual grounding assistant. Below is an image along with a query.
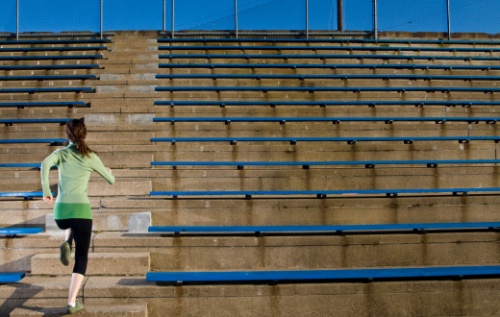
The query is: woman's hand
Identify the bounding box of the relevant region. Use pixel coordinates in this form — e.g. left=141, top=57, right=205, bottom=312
left=43, top=196, right=53, bottom=204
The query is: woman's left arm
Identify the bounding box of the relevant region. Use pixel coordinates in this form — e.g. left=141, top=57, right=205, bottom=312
left=40, top=152, right=59, bottom=202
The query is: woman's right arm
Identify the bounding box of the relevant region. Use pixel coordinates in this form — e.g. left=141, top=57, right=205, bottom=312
left=92, top=155, right=115, bottom=185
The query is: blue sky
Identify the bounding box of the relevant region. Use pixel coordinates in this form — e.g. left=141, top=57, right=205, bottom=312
left=0, top=0, right=498, bottom=34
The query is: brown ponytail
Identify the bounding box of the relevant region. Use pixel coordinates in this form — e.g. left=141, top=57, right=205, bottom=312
left=66, top=119, right=94, bottom=157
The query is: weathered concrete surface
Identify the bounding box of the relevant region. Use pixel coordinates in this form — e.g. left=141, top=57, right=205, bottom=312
left=31, top=252, right=150, bottom=276
left=4, top=276, right=500, bottom=317
left=10, top=304, right=147, bottom=317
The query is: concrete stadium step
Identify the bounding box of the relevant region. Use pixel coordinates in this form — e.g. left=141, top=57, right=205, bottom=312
left=0, top=94, right=91, bottom=102
left=0, top=81, right=96, bottom=89
left=31, top=252, right=150, bottom=276
left=148, top=167, right=500, bottom=192
left=0, top=275, right=149, bottom=315
left=85, top=113, right=155, bottom=127
left=99, top=72, right=157, bottom=83
left=149, top=127, right=496, bottom=138
left=99, top=61, right=158, bottom=71
left=11, top=275, right=498, bottom=317
left=89, top=232, right=500, bottom=271
left=145, top=196, right=500, bottom=226
left=0, top=153, right=151, bottom=169
left=148, top=123, right=487, bottom=137
left=0, top=176, right=150, bottom=197
left=159, top=67, right=500, bottom=77
left=4, top=122, right=489, bottom=138
left=88, top=98, right=156, bottom=113
left=0, top=143, right=154, bottom=156
left=75, top=276, right=500, bottom=317
left=0, top=69, right=100, bottom=76
left=0, top=142, right=495, bottom=164
left=95, top=82, right=156, bottom=94
left=157, top=77, right=500, bottom=88
left=10, top=304, right=147, bottom=317
left=0, top=109, right=87, bottom=119
left=100, top=52, right=158, bottom=63
left=0, top=131, right=151, bottom=145
left=0, top=210, right=145, bottom=231
left=159, top=104, right=499, bottom=116
left=4, top=274, right=500, bottom=316
left=47, top=211, right=151, bottom=232
left=150, top=141, right=496, bottom=160
left=2, top=193, right=500, bottom=230
left=0, top=236, right=52, bottom=272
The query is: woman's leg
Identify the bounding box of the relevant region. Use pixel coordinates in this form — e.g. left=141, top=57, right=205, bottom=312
left=55, top=219, right=72, bottom=266
left=68, top=273, right=85, bottom=306
left=66, top=218, right=93, bottom=306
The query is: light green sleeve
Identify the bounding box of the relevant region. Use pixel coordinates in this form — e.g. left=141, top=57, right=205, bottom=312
left=91, top=154, right=115, bottom=185
left=40, top=151, right=60, bottom=197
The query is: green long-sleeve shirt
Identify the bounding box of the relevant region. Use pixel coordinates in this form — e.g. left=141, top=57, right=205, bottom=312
left=41, top=142, right=115, bottom=218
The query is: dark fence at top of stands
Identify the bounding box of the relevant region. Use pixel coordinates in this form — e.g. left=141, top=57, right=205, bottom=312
left=0, top=0, right=498, bottom=41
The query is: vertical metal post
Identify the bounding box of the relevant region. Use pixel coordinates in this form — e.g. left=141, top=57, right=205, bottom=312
left=163, top=0, right=166, bottom=31
left=337, top=0, right=344, bottom=32
left=446, top=0, right=451, bottom=40
left=305, top=0, right=309, bottom=39
left=234, top=0, right=238, bottom=38
left=373, top=0, right=378, bottom=40
left=100, top=0, right=103, bottom=39
left=171, top=0, right=175, bottom=39
left=16, top=0, right=19, bottom=40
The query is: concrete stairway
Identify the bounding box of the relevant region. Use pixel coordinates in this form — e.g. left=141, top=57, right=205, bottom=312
left=0, top=31, right=500, bottom=316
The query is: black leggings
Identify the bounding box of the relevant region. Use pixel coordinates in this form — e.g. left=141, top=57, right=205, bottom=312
left=55, top=218, right=92, bottom=276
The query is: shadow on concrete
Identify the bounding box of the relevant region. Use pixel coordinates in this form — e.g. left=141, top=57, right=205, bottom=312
left=117, top=278, right=150, bottom=286
left=10, top=305, right=68, bottom=316
left=0, top=256, right=33, bottom=273
left=0, top=281, right=45, bottom=315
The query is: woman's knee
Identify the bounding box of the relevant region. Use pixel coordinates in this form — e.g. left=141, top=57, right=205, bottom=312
left=73, top=255, right=88, bottom=276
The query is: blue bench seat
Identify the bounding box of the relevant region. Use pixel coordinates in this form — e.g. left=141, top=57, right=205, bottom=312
left=0, top=118, right=71, bottom=126
left=0, top=39, right=111, bottom=45
left=151, top=159, right=500, bottom=169
left=148, top=222, right=500, bottom=235
left=156, top=73, right=500, bottom=82
left=0, top=163, right=40, bottom=168
left=0, top=54, right=103, bottom=61
left=158, top=37, right=500, bottom=46
left=0, top=272, right=25, bottom=284
left=146, top=265, right=500, bottom=285
left=0, top=101, right=89, bottom=109
left=154, top=116, right=499, bottom=125
left=0, top=227, right=43, bottom=236
left=154, top=100, right=500, bottom=108
left=151, top=136, right=500, bottom=145
left=0, top=75, right=98, bottom=81
left=159, top=63, right=500, bottom=71
left=0, top=87, right=94, bottom=94
left=155, top=86, right=500, bottom=94
left=150, top=187, right=500, bottom=198
left=0, top=64, right=100, bottom=71
left=159, top=53, right=500, bottom=62
left=0, top=138, right=66, bottom=145
left=159, top=44, right=500, bottom=54
left=0, top=46, right=108, bottom=53
left=0, top=192, right=46, bottom=199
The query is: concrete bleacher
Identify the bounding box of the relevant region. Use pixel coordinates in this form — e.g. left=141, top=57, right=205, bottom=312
left=0, top=31, right=500, bottom=316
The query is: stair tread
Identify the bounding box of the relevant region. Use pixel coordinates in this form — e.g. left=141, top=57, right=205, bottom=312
left=10, top=303, right=147, bottom=316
